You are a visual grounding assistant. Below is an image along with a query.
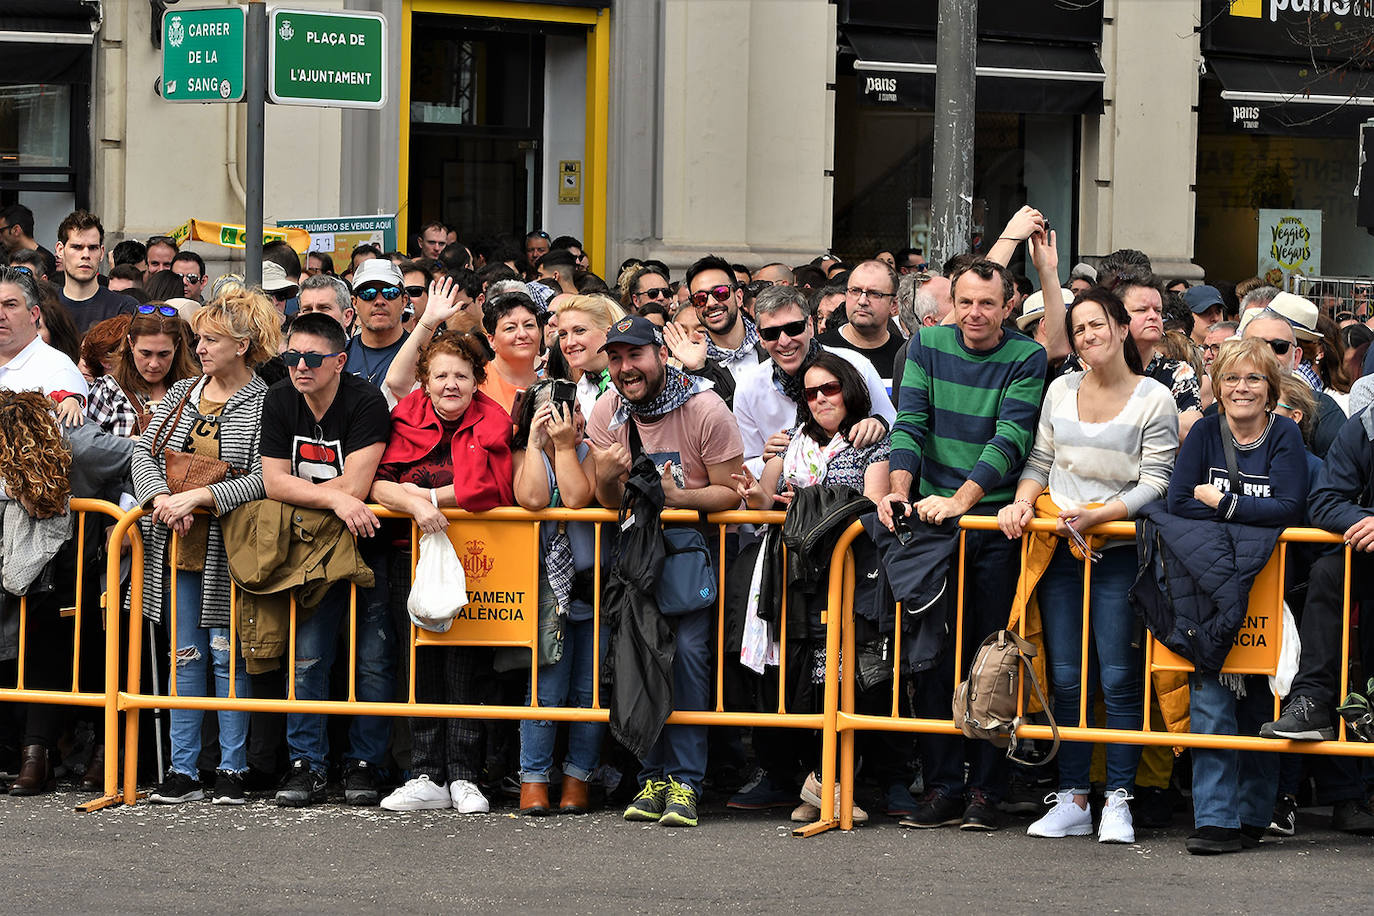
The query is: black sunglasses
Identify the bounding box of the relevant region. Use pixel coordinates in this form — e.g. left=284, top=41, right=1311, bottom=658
left=1261, top=338, right=1293, bottom=356
left=804, top=380, right=843, bottom=401
left=636, top=287, right=671, bottom=300
left=355, top=285, right=404, bottom=302
left=759, top=319, right=809, bottom=342
left=138, top=303, right=179, bottom=317
left=178, top=272, right=202, bottom=285
left=404, top=285, right=426, bottom=298
left=283, top=349, right=343, bottom=369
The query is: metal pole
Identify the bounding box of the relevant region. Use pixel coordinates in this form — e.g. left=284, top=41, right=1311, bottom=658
left=244, top=0, right=268, bottom=286
left=930, top=0, right=977, bottom=269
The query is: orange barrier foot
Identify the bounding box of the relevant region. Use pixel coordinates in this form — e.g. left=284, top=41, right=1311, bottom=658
left=75, top=793, right=124, bottom=813
left=792, top=818, right=840, bottom=838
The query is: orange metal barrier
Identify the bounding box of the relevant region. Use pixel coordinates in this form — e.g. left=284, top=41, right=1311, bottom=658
left=115, top=506, right=851, bottom=823
left=832, top=515, right=1374, bottom=832
left=0, top=498, right=137, bottom=812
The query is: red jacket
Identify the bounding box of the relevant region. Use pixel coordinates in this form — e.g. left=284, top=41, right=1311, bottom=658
left=380, top=387, right=514, bottom=511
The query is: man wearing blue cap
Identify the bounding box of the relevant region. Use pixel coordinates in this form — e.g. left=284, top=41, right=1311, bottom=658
left=1184, top=284, right=1226, bottom=347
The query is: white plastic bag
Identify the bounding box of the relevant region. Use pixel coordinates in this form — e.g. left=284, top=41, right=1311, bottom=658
left=1269, top=599, right=1301, bottom=699
left=407, top=531, right=468, bottom=633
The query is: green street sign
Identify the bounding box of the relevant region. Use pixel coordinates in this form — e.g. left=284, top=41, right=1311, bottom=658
left=160, top=6, right=245, bottom=103
left=269, top=8, right=387, bottom=110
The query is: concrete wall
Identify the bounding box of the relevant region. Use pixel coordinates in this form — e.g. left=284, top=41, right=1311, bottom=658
left=542, top=35, right=588, bottom=242
left=1081, top=0, right=1203, bottom=278
left=94, top=0, right=346, bottom=278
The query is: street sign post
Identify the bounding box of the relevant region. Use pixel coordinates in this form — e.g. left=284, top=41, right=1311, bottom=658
left=268, top=8, right=387, bottom=109
left=160, top=6, right=246, bottom=103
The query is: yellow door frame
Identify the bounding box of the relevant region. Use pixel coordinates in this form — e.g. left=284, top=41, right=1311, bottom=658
left=400, top=1, right=610, bottom=277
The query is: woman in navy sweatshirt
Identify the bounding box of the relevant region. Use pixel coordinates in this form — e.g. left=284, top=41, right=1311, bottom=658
left=1166, top=336, right=1308, bottom=855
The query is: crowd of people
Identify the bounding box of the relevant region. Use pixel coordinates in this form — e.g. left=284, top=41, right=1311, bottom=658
left=2, top=201, right=1374, bottom=856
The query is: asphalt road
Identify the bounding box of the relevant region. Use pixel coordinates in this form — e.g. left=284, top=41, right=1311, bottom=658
left=3, top=791, right=1372, bottom=913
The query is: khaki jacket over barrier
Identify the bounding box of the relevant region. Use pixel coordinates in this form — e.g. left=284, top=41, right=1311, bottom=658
left=1005, top=494, right=1189, bottom=733
left=220, top=499, right=375, bottom=674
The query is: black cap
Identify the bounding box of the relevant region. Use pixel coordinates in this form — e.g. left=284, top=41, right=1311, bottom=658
left=599, top=314, right=663, bottom=351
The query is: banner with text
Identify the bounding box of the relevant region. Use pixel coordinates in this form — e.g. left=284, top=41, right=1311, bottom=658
left=278, top=215, right=397, bottom=273
left=1257, top=208, right=1322, bottom=284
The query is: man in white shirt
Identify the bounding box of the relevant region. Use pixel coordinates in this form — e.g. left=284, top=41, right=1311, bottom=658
left=734, top=285, right=894, bottom=476
left=0, top=266, right=87, bottom=403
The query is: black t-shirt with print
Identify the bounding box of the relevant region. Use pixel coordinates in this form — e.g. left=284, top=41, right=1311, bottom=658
left=260, top=372, right=390, bottom=483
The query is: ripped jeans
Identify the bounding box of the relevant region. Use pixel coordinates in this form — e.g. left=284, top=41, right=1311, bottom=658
left=286, top=578, right=396, bottom=774
left=168, top=570, right=250, bottom=777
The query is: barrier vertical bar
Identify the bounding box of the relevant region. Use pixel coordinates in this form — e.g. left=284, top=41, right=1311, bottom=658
left=168, top=532, right=179, bottom=698
left=15, top=595, right=26, bottom=689
left=347, top=582, right=358, bottom=703
left=715, top=523, right=727, bottom=712
left=70, top=511, right=87, bottom=692
left=952, top=530, right=967, bottom=695
left=530, top=520, right=539, bottom=708
left=838, top=549, right=858, bottom=832
left=778, top=542, right=788, bottom=716
left=409, top=521, right=418, bottom=703
left=122, top=509, right=147, bottom=805
left=1340, top=544, right=1353, bottom=741
left=591, top=521, right=602, bottom=709
left=1079, top=545, right=1093, bottom=729
left=287, top=592, right=298, bottom=701
left=228, top=584, right=239, bottom=698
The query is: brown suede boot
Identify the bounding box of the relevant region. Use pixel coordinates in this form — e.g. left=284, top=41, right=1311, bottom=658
left=9, top=745, right=53, bottom=796
left=519, top=781, right=551, bottom=816
left=82, top=744, right=105, bottom=792
left=559, top=775, right=591, bottom=814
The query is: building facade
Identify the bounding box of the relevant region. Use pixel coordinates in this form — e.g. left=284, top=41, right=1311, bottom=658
left=0, top=0, right=1367, bottom=287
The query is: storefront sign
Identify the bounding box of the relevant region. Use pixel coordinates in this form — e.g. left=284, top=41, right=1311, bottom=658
left=1205, top=0, right=1374, bottom=61
left=1258, top=208, right=1322, bottom=283
left=269, top=8, right=387, bottom=109
left=160, top=6, right=245, bottom=103
left=416, top=521, right=539, bottom=648
left=167, top=218, right=310, bottom=252
left=278, top=214, right=397, bottom=273
left=839, top=0, right=1103, bottom=43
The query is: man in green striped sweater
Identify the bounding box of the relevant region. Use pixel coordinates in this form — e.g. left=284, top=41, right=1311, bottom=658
left=877, top=258, right=1047, bottom=832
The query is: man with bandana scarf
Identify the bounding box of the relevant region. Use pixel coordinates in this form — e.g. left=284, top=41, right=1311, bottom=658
left=587, top=315, right=744, bottom=829
left=685, top=254, right=766, bottom=383
left=734, top=285, right=896, bottom=477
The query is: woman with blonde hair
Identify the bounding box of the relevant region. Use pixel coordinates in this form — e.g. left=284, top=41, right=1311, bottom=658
left=553, top=293, right=625, bottom=417
left=131, top=286, right=282, bottom=806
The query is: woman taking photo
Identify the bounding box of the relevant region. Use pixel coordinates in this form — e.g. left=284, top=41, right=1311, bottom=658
left=131, top=287, right=281, bottom=806
left=1167, top=337, right=1306, bottom=855
left=373, top=332, right=515, bottom=814
left=511, top=380, right=599, bottom=815
left=85, top=306, right=198, bottom=437
left=479, top=291, right=542, bottom=415
left=553, top=294, right=625, bottom=418
left=998, top=287, right=1179, bottom=845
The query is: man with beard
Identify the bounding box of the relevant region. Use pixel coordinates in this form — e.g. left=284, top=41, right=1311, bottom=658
left=587, top=315, right=743, bottom=829
left=685, top=254, right=765, bottom=382
left=735, top=284, right=894, bottom=477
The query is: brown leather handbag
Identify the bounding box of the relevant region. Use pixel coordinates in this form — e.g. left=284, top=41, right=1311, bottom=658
left=147, top=378, right=237, bottom=494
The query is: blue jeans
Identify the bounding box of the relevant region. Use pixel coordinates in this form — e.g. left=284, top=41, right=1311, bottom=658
left=639, top=606, right=711, bottom=793
left=167, top=570, right=250, bottom=776
left=1190, top=672, right=1279, bottom=829
left=286, top=575, right=397, bottom=773
left=1036, top=541, right=1142, bottom=792
left=520, top=613, right=606, bottom=783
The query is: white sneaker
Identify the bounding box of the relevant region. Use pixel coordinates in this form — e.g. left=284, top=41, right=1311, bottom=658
left=449, top=778, right=490, bottom=814
left=1098, top=788, right=1135, bottom=844
left=380, top=775, right=452, bottom=811
left=1027, top=790, right=1093, bottom=838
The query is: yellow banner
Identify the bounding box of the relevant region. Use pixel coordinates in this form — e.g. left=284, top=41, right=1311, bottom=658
left=415, top=520, right=540, bottom=648
left=167, top=219, right=312, bottom=253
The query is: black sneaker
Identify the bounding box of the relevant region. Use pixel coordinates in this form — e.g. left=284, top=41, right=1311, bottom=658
left=1187, top=826, right=1242, bottom=855
left=343, top=760, right=380, bottom=806
left=1260, top=695, right=1336, bottom=740
left=1239, top=823, right=1266, bottom=848
left=211, top=770, right=246, bottom=806
left=1130, top=785, right=1176, bottom=829
left=898, top=790, right=964, bottom=829
left=1331, top=799, right=1374, bottom=835
left=149, top=771, right=204, bottom=804
left=275, top=759, right=326, bottom=808
left=959, top=788, right=1001, bottom=832
left=1267, top=793, right=1297, bottom=837
left=658, top=777, right=699, bottom=828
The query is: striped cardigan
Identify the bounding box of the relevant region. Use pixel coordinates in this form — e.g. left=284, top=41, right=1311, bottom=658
left=131, top=374, right=268, bottom=628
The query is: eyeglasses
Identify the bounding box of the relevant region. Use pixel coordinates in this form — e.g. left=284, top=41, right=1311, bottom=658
left=1259, top=338, right=1293, bottom=356
left=178, top=273, right=202, bottom=285
left=405, top=285, right=427, bottom=298
left=900, top=263, right=929, bottom=274
left=7, top=264, right=32, bottom=276
left=1201, top=343, right=1222, bottom=355
left=528, top=231, right=550, bottom=240
left=688, top=284, right=735, bottom=308
left=137, top=303, right=179, bottom=317
left=759, top=319, right=809, bottom=342
left=847, top=287, right=894, bottom=301
left=744, top=280, right=774, bottom=296
left=283, top=349, right=343, bottom=369
left=146, top=235, right=177, bottom=249
left=636, top=287, right=671, bottom=300
left=804, top=380, right=843, bottom=401
left=1220, top=373, right=1268, bottom=388
left=355, top=285, right=403, bottom=302
left=1276, top=401, right=1295, bottom=411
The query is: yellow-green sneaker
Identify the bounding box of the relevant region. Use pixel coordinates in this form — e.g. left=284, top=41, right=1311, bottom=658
left=623, top=778, right=669, bottom=821
left=658, top=776, right=699, bottom=828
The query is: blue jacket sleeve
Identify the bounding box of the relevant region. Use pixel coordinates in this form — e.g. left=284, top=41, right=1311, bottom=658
left=1218, top=418, right=1306, bottom=527
left=1310, top=412, right=1374, bottom=534
left=1166, top=415, right=1214, bottom=519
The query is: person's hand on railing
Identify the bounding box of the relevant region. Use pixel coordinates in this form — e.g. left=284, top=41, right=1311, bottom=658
left=331, top=491, right=382, bottom=538
left=1055, top=503, right=1116, bottom=538
left=876, top=492, right=911, bottom=531
left=845, top=417, right=885, bottom=449
left=1344, top=516, right=1374, bottom=551
left=997, top=498, right=1034, bottom=539
left=732, top=466, right=768, bottom=510
left=151, top=490, right=205, bottom=536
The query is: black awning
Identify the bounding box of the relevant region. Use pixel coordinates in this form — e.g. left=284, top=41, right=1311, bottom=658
left=1207, top=56, right=1374, bottom=136
left=0, top=0, right=99, bottom=35
left=845, top=31, right=1104, bottom=115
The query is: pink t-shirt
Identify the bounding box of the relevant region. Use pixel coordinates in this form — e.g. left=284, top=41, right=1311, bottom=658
left=586, top=388, right=742, bottom=490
